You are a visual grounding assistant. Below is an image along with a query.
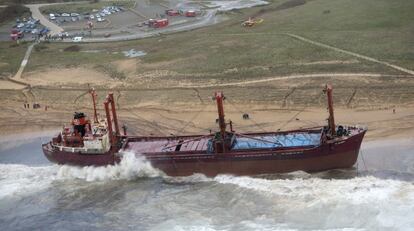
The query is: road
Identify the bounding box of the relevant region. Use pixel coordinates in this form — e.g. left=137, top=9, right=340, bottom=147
left=25, top=3, right=64, bottom=36
left=80, top=10, right=218, bottom=42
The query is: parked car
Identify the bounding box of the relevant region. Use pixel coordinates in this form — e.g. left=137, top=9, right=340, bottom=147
left=70, top=13, right=80, bottom=16
left=97, top=17, right=106, bottom=22
left=61, top=13, right=70, bottom=17
left=72, top=36, right=83, bottom=42
left=90, top=15, right=95, bottom=19
left=31, top=29, right=39, bottom=34
left=71, top=17, right=77, bottom=22
left=40, top=28, right=50, bottom=35
left=17, top=23, right=25, bottom=28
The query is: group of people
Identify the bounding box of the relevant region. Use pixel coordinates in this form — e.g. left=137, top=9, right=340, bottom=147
left=23, top=102, right=46, bottom=110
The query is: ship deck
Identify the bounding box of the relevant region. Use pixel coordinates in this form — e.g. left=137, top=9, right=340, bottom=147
left=122, top=128, right=324, bottom=154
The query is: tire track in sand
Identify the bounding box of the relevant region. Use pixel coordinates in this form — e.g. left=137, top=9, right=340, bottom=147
left=284, top=33, right=414, bottom=76
left=178, top=73, right=408, bottom=88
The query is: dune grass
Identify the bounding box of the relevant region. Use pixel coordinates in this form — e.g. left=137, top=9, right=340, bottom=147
left=25, top=0, right=414, bottom=83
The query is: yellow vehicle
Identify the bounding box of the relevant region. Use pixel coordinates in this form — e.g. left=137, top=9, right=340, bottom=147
left=241, top=17, right=264, bottom=27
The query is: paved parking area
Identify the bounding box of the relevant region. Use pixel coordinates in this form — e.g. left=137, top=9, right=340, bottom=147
left=0, top=0, right=268, bottom=42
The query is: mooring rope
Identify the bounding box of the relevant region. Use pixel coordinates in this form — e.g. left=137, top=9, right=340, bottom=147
left=277, top=90, right=324, bottom=131
left=226, top=98, right=267, bottom=132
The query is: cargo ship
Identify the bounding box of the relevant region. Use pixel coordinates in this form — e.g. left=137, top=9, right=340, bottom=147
left=42, top=85, right=367, bottom=176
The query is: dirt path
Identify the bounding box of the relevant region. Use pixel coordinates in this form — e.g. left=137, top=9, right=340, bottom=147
left=13, top=43, right=35, bottom=80
left=26, top=3, right=64, bottom=36
left=177, top=73, right=408, bottom=88
left=284, top=33, right=414, bottom=76
left=208, top=32, right=414, bottom=76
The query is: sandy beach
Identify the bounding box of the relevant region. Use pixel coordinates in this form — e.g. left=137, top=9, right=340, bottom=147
left=1, top=97, right=413, bottom=141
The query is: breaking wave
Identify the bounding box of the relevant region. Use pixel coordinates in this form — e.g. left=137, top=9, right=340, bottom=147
left=0, top=152, right=161, bottom=199
left=57, top=152, right=162, bottom=181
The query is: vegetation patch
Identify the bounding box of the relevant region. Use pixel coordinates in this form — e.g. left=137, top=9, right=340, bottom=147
left=95, top=64, right=126, bottom=80
left=253, top=0, right=306, bottom=17
left=34, top=44, right=49, bottom=52
left=0, top=4, right=30, bottom=24
left=63, top=45, right=81, bottom=52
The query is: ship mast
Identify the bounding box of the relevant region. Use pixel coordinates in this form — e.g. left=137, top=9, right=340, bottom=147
left=213, top=92, right=235, bottom=153
left=215, top=92, right=226, bottom=140
left=325, top=84, right=336, bottom=137
left=108, top=93, right=120, bottom=136
left=89, top=88, right=98, bottom=123
left=103, top=92, right=120, bottom=145
left=104, top=99, right=113, bottom=144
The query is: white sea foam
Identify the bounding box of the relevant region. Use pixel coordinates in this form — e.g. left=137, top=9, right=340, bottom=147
left=0, top=164, right=58, bottom=199
left=214, top=175, right=414, bottom=202
left=164, top=173, right=214, bottom=184
left=0, top=152, right=162, bottom=198
left=214, top=175, right=414, bottom=230
left=57, top=152, right=163, bottom=181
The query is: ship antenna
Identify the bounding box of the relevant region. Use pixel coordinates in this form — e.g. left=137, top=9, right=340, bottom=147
left=89, top=88, right=98, bottom=123
left=325, top=84, right=336, bottom=137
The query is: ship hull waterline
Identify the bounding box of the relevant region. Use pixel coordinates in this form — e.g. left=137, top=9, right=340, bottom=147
left=42, top=130, right=366, bottom=177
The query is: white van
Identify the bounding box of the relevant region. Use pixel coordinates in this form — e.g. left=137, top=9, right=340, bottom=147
left=72, top=36, right=83, bottom=42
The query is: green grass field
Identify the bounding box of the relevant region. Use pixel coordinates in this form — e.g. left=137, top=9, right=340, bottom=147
left=0, top=42, right=30, bottom=77
left=5, top=0, right=414, bottom=83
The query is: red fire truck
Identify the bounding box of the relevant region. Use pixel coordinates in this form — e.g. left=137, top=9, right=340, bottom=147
left=185, top=10, right=196, bottom=17
left=148, top=18, right=169, bottom=28
left=165, top=9, right=180, bottom=16
left=10, top=29, right=24, bottom=40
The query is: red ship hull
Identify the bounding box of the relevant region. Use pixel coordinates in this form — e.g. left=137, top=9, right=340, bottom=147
left=42, top=86, right=366, bottom=177
left=42, top=129, right=366, bottom=177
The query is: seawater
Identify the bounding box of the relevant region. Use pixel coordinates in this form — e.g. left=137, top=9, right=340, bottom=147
left=0, top=136, right=413, bottom=231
